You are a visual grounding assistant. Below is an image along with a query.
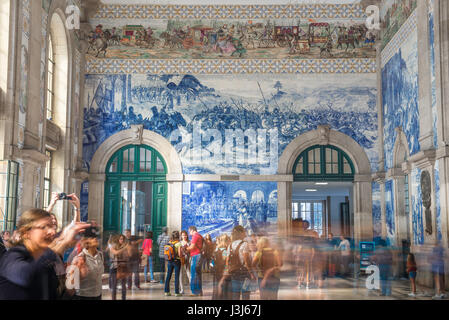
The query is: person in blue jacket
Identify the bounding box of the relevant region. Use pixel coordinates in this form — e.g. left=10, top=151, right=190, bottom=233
left=0, top=208, right=89, bottom=300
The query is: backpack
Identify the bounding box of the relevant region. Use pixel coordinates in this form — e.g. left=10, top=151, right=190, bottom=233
left=164, top=241, right=179, bottom=261
left=227, top=240, right=246, bottom=274
left=259, top=248, right=276, bottom=274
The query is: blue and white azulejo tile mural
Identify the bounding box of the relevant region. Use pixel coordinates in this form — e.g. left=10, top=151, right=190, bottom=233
left=181, top=181, right=277, bottom=239
left=435, top=161, right=442, bottom=242
left=385, top=179, right=395, bottom=245
left=382, top=20, right=419, bottom=171
left=83, top=73, right=378, bottom=174
left=372, top=181, right=381, bottom=239
left=411, top=167, right=424, bottom=245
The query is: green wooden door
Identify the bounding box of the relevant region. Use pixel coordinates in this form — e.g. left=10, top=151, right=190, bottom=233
left=103, top=145, right=168, bottom=250
left=103, top=181, right=121, bottom=242
left=152, top=182, right=167, bottom=269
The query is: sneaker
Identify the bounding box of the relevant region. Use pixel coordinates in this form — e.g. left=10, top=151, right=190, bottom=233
left=150, top=280, right=158, bottom=283
left=440, top=293, right=447, bottom=299
left=175, top=293, right=182, bottom=297
left=165, top=292, right=171, bottom=296
left=408, top=293, right=416, bottom=297
left=432, top=295, right=442, bottom=300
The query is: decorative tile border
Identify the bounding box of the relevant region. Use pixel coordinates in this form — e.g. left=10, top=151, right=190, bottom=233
left=86, top=58, right=377, bottom=74
left=93, top=3, right=366, bottom=20
left=381, top=8, right=417, bottom=68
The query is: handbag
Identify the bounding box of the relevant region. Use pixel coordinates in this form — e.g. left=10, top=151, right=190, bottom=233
left=116, top=261, right=129, bottom=280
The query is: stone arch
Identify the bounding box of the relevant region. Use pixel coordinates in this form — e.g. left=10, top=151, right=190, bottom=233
left=393, top=127, right=410, bottom=167
left=88, top=126, right=183, bottom=236
left=277, top=125, right=373, bottom=243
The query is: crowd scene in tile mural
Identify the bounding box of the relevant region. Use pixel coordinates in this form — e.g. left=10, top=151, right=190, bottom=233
left=82, top=74, right=378, bottom=174
left=85, top=19, right=377, bottom=59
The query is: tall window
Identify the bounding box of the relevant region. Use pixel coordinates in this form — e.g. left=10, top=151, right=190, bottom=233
left=0, top=161, right=19, bottom=231
left=46, top=35, right=55, bottom=120
left=292, top=200, right=324, bottom=236
left=43, top=151, right=52, bottom=210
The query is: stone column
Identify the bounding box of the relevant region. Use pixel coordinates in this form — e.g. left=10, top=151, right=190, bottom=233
left=434, top=0, right=449, bottom=289
left=277, top=180, right=292, bottom=238
left=87, top=173, right=106, bottom=232
left=416, top=0, right=435, bottom=150
left=352, top=175, right=373, bottom=245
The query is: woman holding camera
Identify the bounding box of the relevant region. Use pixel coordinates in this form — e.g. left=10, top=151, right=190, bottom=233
left=0, top=209, right=89, bottom=300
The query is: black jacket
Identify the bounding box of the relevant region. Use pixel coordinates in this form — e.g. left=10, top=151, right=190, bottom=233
left=0, top=245, right=59, bottom=300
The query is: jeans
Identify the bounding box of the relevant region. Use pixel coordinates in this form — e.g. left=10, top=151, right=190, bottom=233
left=144, top=256, right=155, bottom=281
left=190, top=254, right=203, bottom=295
left=127, top=260, right=140, bottom=288
left=379, top=265, right=392, bottom=296
left=165, top=260, right=181, bottom=294
left=159, top=257, right=166, bottom=283
left=230, top=270, right=251, bottom=300
left=110, top=268, right=126, bottom=300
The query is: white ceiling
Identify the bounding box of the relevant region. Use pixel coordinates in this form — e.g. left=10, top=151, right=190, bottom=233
left=292, top=181, right=352, bottom=198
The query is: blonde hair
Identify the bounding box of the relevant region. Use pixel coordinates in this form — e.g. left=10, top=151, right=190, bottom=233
left=216, top=234, right=230, bottom=249
left=11, top=209, right=52, bottom=246
left=256, top=236, right=270, bottom=252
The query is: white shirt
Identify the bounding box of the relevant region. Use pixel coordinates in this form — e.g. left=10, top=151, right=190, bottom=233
left=77, top=249, right=104, bottom=297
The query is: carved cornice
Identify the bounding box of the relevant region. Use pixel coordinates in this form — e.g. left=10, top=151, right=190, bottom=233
left=436, top=145, right=449, bottom=160
left=409, top=149, right=437, bottom=170
left=13, top=147, right=49, bottom=166
left=74, top=169, right=89, bottom=181
left=372, top=171, right=386, bottom=183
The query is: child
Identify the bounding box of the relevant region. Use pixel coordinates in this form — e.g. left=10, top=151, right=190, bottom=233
left=406, top=253, right=417, bottom=297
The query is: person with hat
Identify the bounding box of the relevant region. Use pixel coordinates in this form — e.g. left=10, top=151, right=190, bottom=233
left=157, top=227, right=170, bottom=284
left=70, top=225, right=104, bottom=300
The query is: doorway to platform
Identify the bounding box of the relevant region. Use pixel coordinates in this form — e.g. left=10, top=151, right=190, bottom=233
left=103, top=144, right=167, bottom=267
left=291, top=145, right=355, bottom=238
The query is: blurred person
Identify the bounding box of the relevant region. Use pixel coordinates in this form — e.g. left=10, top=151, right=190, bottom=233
left=301, top=221, right=316, bottom=289
left=326, top=233, right=338, bottom=277
left=430, top=243, right=447, bottom=300
left=1, top=231, right=11, bottom=250
left=157, top=227, right=170, bottom=284
left=186, top=226, right=204, bottom=296
left=109, top=234, right=130, bottom=300
left=337, top=235, right=351, bottom=277
left=313, top=236, right=328, bottom=288
left=224, top=225, right=255, bottom=300
left=202, top=233, right=215, bottom=273
left=406, top=252, right=418, bottom=297
left=142, top=231, right=157, bottom=283
left=179, top=230, right=191, bottom=294
left=252, top=236, right=282, bottom=300
left=212, top=234, right=231, bottom=300
left=47, top=192, right=82, bottom=299
left=124, top=229, right=143, bottom=290
left=71, top=226, right=104, bottom=300
left=373, top=239, right=393, bottom=296
left=164, top=231, right=182, bottom=297
left=0, top=209, right=89, bottom=300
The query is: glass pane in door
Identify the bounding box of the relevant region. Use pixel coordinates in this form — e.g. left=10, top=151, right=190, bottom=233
left=120, top=181, right=153, bottom=237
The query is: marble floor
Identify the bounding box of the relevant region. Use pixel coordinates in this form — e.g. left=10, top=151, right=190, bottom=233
left=100, top=271, right=446, bottom=301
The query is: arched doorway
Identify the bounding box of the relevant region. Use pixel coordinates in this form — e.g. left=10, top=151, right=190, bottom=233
left=277, top=125, right=373, bottom=244
left=292, top=145, right=355, bottom=237
left=103, top=145, right=167, bottom=239
left=88, top=126, right=183, bottom=268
